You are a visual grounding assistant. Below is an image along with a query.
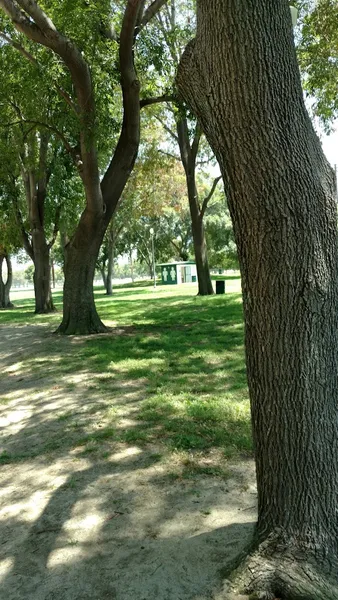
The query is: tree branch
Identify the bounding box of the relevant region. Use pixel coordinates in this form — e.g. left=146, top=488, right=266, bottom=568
left=136, top=0, right=147, bottom=28
left=100, top=0, right=142, bottom=214
left=57, top=88, right=78, bottom=115
left=0, top=29, right=79, bottom=115
left=200, top=176, right=222, bottom=220
left=11, top=192, right=34, bottom=260
left=16, top=0, right=56, bottom=32
left=158, top=149, right=180, bottom=161
left=155, top=114, right=179, bottom=142
left=48, top=202, right=63, bottom=249
left=138, top=0, right=168, bottom=33
left=37, top=131, right=49, bottom=226
left=100, top=20, right=119, bottom=42
left=0, top=0, right=102, bottom=213
left=1, top=118, right=79, bottom=166
left=176, top=116, right=191, bottom=170
left=140, top=93, right=175, bottom=108
left=191, top=123, right=202, bottom=163
left=171, top=239, right=181, bottom=253
left=0, top=30, right=38, bottom=64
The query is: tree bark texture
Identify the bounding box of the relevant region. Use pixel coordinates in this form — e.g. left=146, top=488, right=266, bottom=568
left=56, top=210, right=107, bottom=335
left=32, top=228, right=55, bottom=314
left=178, top=1, right=338, bottom=597
left=186, top=171, right=214, bottom=295
left=0, top=253, right=14, bottom=308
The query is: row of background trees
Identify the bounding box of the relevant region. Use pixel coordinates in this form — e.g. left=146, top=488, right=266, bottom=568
left=0, top=0, right=236, bottom=327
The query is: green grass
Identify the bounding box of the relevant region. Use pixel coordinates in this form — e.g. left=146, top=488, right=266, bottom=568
left=0, top=279, right=252, bottom=473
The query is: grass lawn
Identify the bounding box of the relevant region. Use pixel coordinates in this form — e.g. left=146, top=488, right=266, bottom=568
left=0, top=278, right=251, bottom=477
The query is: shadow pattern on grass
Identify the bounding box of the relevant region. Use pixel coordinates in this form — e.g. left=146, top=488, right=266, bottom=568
left=0, top=284, right=256, bottom=600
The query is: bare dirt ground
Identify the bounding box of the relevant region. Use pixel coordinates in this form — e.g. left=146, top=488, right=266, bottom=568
left=0, top=324, right=256, bottom=600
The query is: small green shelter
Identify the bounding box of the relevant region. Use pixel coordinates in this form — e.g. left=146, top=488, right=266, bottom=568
left=157, top=261, right=197, bottom=285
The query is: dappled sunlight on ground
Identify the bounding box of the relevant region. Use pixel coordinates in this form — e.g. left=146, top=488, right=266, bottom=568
left=0, top=282, right=256, bottom=600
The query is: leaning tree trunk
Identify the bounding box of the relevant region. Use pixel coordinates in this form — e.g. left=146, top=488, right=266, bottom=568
left=0, top=253, right=14, bottom=308
left=32, top=228, right=55, bottom=314
left=178, top=1, right=338, bottom=598
left=56, top=210, right=107, bottom=335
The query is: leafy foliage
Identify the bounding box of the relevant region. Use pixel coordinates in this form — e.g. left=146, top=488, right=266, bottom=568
left=297, top=0, right=338, bottom=127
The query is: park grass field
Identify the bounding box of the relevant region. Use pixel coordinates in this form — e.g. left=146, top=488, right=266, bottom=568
left=0, top=278, right=256, bottom=600
left=0, top=278, right=251, bottom=470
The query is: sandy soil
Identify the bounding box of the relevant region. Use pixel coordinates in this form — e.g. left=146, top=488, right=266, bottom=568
left=0, top=324, right=257, bottom=600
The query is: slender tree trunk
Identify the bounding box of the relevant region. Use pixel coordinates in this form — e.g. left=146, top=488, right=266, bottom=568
left=32, top=228, right=55, bottom=314
left=106, top=229, right=114, bottom=295
left=56, top=211, right=107, bottom=335
left=186, top=174, right=214, bottom=295
left=177, top=118, right=214, bottom=296
left=130, top=250, right=135, bottom=283
left=60, top=230, right=69, bottom=275
left=100, top=267, right=108, bottom=291
left=0, top=253, right=14, bottom=308
left=51, top=260, right=55, bottom=289
left=178, top=1, right=338, bottom=598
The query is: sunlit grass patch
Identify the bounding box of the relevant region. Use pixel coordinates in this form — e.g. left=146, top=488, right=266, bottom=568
left=0, top=397, right=11, bottom=405
left=0, top=279, right=252, bottom=471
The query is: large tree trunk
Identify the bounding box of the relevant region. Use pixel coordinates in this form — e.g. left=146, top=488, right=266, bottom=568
left=0, top=253, right=14, bottom=309
left=178, top=1, right=338, bottom=598
left=32, top=228, right=55, bottom=314
left=56, top=211, right=107, bottom=335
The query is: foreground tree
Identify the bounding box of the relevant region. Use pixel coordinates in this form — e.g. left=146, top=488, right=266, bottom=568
left=178, top=1, right=338, bottom=598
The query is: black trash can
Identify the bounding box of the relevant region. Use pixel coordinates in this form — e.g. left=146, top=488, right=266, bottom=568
left=215, top=280, right=225, bottom=294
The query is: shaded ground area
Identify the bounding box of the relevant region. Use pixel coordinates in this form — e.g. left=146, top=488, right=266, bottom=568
left=0, top=284, right=256, bottom=600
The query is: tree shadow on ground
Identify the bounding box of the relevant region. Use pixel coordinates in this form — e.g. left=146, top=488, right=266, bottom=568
left=0, top=291, right=249, bottom=462
left=0, top=441, right=256, bottom=600
left=0, top=287, right=255, bottom=599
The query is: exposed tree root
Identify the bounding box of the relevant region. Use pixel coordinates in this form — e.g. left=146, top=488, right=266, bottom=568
left=222, top=537, right=338, bottom=600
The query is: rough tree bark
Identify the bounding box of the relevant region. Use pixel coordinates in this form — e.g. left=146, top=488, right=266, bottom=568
left=0, top=252, right=14, bottom=308
left=61, top=212, right=106, bottom=334
left=178, top=1, right=338, bottom=598
left=32, top=230, right=54, bottom=313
